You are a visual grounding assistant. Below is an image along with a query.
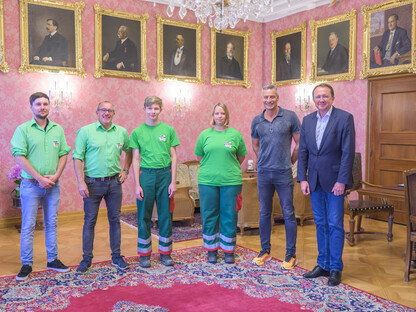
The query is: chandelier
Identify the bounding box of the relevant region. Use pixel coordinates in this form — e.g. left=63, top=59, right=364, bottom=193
left=166, top=0, right=274, bottom=30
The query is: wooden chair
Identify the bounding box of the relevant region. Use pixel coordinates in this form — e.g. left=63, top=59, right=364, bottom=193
left=344, top=153, right=394, bottom=246
left=403, top=168, right=416, bottom=282
left=398, top=51, right=412, bottom=65
left=237, top=177, right=260, bottom=235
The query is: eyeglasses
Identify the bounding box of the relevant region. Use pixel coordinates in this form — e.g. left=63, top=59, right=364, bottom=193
left=98, top=108, right=115, bottom=113
left=314, top=95, right=330, bottom=100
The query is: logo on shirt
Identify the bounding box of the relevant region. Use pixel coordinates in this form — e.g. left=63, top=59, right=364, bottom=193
left=116, top=143, right=122, bottom=149
left=224, top=141, right=232, bottom=148
left=159, top=135, right=166, bottom=142
left=53, top=140, right=59, bottom=147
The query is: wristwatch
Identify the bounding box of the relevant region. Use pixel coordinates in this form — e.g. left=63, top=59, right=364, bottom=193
left=123, top=169, right=129, bottom=174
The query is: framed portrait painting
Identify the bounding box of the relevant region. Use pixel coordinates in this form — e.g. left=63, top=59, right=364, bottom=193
left=156, top=15, right=203, bottom=84
left=94, top=5, right=149, bottom=80
left=18, top=0, right=85, bottom=76
left=0, top=0, right=9, bottom=73
left=310, top=9, right=357, bottom=83
left=210, top=27, right=250, bottom=88
left=360, top=0, right=416, bottom=78
left=270, top=22, right=306, bottom=86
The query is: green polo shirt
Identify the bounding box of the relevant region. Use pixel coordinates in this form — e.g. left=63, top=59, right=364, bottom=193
left=10, top=118, right=71, bottom=179
left=129, top=122, right=180, bottom=169
left=72, top=121, right=131, bottom=178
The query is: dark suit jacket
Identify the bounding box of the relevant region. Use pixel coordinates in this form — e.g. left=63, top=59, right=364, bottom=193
left=167, top=47, right=195, bottom=77
left=105, top=38, right=138, bottom=71
left=322, top=44, right=348, bottom=75
left=377, top=27, right=411, bottom=64
left=276, top=58, right=300, bottom=81
left=297, top=107, right=355, bottom=193
left=217, top=56, right=242, bottom=80
left=32, top=32, right=68, bottom=66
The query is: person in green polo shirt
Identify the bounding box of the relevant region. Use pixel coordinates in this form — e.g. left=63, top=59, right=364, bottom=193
left=130, top=95, right=180, bottom=268
left=73, top=101, right=132, bottom=273
left=11, top=92, right=71, bottom=281
left=194, top=103, right=247, bottom=264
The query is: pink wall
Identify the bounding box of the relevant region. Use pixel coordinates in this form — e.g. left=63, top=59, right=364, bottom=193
left=0, top=0, right=263, bottom=218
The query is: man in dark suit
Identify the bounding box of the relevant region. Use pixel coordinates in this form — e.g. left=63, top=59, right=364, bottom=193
left=373, top=14, right=411, bottom=67
left=32, top=19, right=68, bottom=66
left=217, top=42, right=242, bottom=80
left=276, top=42, right=300, bottom=81
left=321, top=32, right=348, bottom=75
left=166, top=34, right=195, bottom=77
left=103, top=26, right=138, bottom=72
left=297, top=83, right=355, bottom=286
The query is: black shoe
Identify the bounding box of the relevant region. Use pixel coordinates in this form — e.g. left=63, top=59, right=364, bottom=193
left=224, top=252, right=235, bottom=264
left=16, top=265, right=32, bottom=281
left=328, top=271, right=342, bottom=286
left=111, top=255, right=130, bottom=270
left=207, top=250, right=218, bottom=264
left=76, top=259, right=91, bottom=273
left=160, top=254, right=174, bottom=266
left=140, top=256, right=151, bottom=268
left=47, top=259, right=70, bottom=272
left=303, top=265, right=330, bottom=278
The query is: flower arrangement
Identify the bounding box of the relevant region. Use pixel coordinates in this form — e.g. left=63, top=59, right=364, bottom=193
left=7, top=164, right=22, bottom=197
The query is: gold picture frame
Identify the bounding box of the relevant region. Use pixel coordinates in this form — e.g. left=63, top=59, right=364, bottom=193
left=210, top=27, right=250, bottom=88
left=94, top=5, right=149, bottom=81
left=0, top=0, right=9, bottom=73
left=156, top=15, right=203, bottom=84
left=270, top=22, right=306, bottom=86
left=310, top=9, right=357, bottom=83
left=18, top=0, right=86, bottom=77
left=360, top=0, right=415, bottom=78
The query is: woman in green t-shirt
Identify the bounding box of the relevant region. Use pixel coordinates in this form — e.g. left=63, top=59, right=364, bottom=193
left=194, top=103, right=247, bottom=264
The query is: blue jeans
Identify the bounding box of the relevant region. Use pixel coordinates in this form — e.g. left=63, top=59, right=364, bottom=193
left=257, top=169, right=297, bottom=256
left=82, top=176, right=123, bottom=261
left=310, top=182, right=345, bottom=272
left=20, top=179, right=61, bottom=265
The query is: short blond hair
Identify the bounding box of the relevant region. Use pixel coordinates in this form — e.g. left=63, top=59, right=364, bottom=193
left=210, top=103, right=230, bottom=126
left=144, top=95, right=163, bottom=109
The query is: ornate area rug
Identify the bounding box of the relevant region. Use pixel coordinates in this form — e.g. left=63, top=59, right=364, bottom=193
left=0, top=246, right=414, bottom=312
left=120, top=212, right=203, bottom=242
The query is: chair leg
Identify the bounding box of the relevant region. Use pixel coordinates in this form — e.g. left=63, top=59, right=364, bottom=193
left=239, top=226, right=244, bottom=236
left=387, top=209, right=394, bottom=242
left=356, top=215, right=364, bottom=232
left=347, top=216, right=355, bottom=246
left=405, top=235, right=412, bottom=282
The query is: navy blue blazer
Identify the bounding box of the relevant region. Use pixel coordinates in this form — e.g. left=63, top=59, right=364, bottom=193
left=377, top=27, right=411, bottom=64
left=297, top=107, right=355, bottom=193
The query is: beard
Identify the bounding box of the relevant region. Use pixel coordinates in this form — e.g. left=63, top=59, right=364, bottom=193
left=285, top=53, right=291, bottom=62
left=226, top=51, right=233, bottom=59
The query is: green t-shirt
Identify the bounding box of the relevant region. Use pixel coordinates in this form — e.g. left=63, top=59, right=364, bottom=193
left=194, top=127, right=247, bottom=186
left=130, top=122, right=180, bottom=169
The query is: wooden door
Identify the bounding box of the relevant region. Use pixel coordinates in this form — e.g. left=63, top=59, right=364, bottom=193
left=368, top=75, right=416, bottom=224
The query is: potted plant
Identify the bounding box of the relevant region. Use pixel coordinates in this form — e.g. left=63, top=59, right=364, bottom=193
left=7, top=164, right=22, bottom=208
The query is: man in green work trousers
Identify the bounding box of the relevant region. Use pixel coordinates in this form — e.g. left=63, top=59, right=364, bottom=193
left=11, top=92, right=71, bottom=281
left=73, top=100, right=132, bottom=273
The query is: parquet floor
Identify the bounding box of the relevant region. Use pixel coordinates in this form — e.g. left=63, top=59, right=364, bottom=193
left=0, top=214, right=415, bottom=309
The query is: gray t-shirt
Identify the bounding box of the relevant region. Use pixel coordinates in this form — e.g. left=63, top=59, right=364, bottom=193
left=251, top=108, right=301, bottom=171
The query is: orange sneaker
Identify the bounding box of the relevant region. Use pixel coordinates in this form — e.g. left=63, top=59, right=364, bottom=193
left=281, top=254, right=297, bottom=270
left=252, top=249, right=271, bottom=266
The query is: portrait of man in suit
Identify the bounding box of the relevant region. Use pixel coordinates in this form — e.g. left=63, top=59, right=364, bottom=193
left=31, top=19, right=68, bottom=67
left=103, top=25, right=138, bottom=72
left=276, top=42, right=300, bottom=81
left=217, top=42, right=242, bottom=80
left=372, top=13, right=411, bottom=68
left=165, top=34, right=195, bottom=77
left=319, top=32, right=348, bottom=75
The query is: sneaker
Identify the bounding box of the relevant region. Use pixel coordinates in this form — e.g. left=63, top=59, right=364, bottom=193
left=76, top=259, right=91, bottom=273
left=207, top=250, right=218, bottom=264
left=160, top=254, right=174, bottom=266
left=111, top=255, right=130, bottom=270
left=140, top=256, right=151, bottom=268
left=252, top=249, right=271, bottom=266
left=16, top=265, right=32, bottom=281
left=281, top=254, right=297, bottom=270
left=47, top=259, right=70, bottom=272
left=224, top=252, right=235, bottom=264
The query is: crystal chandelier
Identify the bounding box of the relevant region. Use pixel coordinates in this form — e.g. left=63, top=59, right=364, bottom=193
left=166, top=0, right=274, bottom=30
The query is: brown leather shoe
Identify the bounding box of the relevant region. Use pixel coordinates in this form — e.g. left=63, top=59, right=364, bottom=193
left=303, top=265, right=330, bottom=278
left=328, top=271, right=342, bottom=286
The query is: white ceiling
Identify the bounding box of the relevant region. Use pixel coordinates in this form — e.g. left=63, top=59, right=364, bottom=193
left=144, top=0, right=334, bottom=23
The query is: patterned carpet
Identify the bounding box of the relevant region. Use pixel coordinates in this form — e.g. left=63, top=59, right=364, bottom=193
left=120, top=212, right=203, bottom=242
left=0, top=246, right=414, bottom=312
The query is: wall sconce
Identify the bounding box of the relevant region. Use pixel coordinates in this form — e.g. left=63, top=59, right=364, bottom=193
left=295, top=84, right=313, bottom=115
left=49, top=80, right=72, bottom=112
left=170, top=82, right=191, bottom=117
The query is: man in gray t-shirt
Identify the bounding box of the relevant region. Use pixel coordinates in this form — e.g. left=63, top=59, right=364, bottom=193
left=251, top=84, right=300, bottom=269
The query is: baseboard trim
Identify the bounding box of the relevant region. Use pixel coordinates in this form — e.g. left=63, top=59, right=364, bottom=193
left=0, top=205, right=137, bottom=229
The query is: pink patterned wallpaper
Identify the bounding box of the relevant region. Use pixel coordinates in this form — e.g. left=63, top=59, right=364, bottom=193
left=1, top=0, right=383, bottom=219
